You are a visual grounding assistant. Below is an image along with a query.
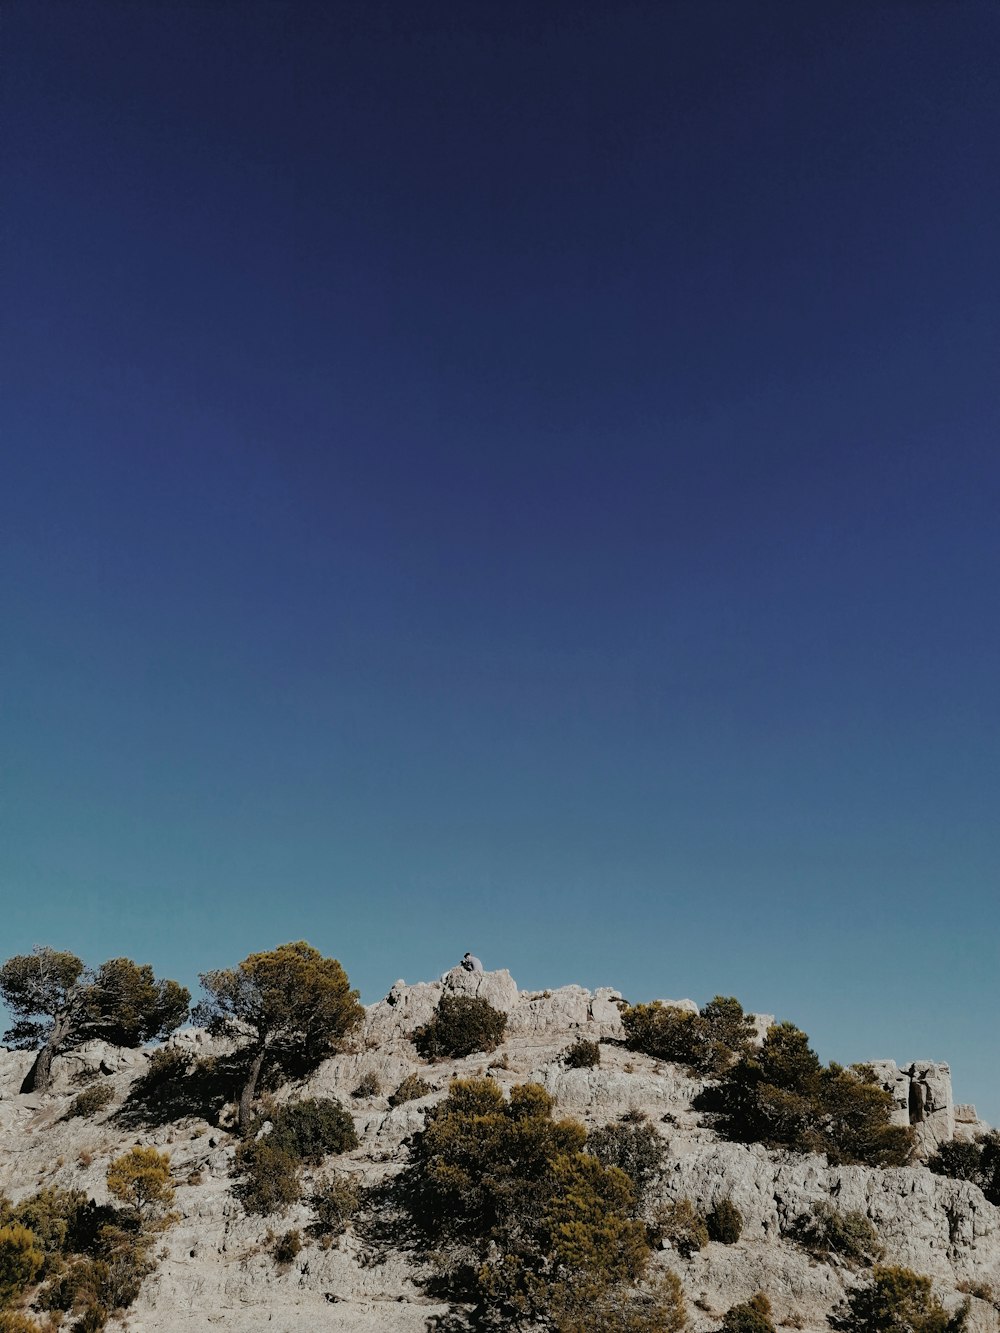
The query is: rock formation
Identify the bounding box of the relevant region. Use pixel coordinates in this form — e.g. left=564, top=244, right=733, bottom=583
left=0, top=968, right=994, bottom=1332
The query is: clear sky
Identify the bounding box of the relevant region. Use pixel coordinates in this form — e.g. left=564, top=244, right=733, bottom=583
left=2, top=3, right=998, bottom=1117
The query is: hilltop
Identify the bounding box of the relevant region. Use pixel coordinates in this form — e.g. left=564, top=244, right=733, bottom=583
left=1, top=964, right=997, bottom=1332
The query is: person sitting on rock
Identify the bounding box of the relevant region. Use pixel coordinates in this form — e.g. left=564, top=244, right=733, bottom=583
left=461, top=951, right=483, bottom=973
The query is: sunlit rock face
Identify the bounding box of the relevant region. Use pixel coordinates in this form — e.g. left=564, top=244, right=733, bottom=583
left=0, top=968, right=992, bottom=1333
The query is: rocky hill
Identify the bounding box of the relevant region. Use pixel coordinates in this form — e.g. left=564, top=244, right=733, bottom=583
left=1, top=966, right=997, bottom=1332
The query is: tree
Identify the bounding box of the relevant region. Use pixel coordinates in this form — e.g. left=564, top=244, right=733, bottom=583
left=0, top=949, right=189, bottom=1095
left=697, top=1023, right=913, bottom=1167
left=194, top=941, right=363, bottom=1134
left=404, top=1078, right=652, bottom=1327
left=106, top=1149, right=174, bottom=1221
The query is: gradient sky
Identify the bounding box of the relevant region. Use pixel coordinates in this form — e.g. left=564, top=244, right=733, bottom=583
left=2, top=3, right=999, bottom=1117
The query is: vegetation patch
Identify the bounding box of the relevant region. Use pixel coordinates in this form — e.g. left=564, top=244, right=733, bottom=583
left=650, top=1198, right=708, bottom=1257
left=351, top=1071, right=381, bottom=1098
left=388, top=1073, right=432, bottom=1106
left=390, top=1076, right=686, bottom=1331
left=0, top=1153, right=177, bottom=1331
left=789, top=1201, right=883, bottom=1267
left=563, top=1038, right=601, bottom=1069
left=66, top=1085, right=115, bottom=1120
left=308, top=1175, right=360, bottom=1240
left=412, top=995, right=507, bottom=1059
left=261, top=1098, right=358, bottom=1164
left=706, top=1199, right=744, bottom=1244
left=831, top=1265, right=968, bottom=1333
left=623, top=996, right=757, bottom=1076
left=722, top=1293, right=776, bottom=1333
left=928, top=1132, right=1000, bottom=1205
left=695, top=1023, right=914, bottom=1167
left=587, top=1115, right=666, bottom=1206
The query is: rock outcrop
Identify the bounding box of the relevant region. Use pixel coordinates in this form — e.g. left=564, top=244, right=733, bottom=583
left=0, top=968, right=993, bottom=1333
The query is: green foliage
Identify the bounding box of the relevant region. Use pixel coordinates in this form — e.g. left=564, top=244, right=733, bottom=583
left=928, top=1132, right=1000, bottom=1205
left=721, top=1293, right=776, bottom=1333
left=0, top=1224, right=44, bottom=1306
left=67, top=1084, right=115, bottom=1119
left=194, top=942, right=363, bottom=1132
left=0, top=1314, right=43, bottom=1332
left=388, top=1073, right=432, bottom=1106
left=0, top=948, right=188, bottom=1094
left=232, top=1141, right=301, bottom=1216
left=412, top=995, right=508, bottom=1059
left=563, top=1038, right=601, bottom=1069
left=351, top=1071, right=381, bottom=1098
left=272, top=1229, right=302, bottom=1266
left=790, top=1201, right=884, bottom=1267
left=0, top=1179, right=169, bottom=1328
left=650, top=1198, right=708, bottom=1257
left=706, top=1198, right=744, bottom=1244
left=551, top=1272, right=688, bottom=1333
left=0, top=1188, right=90, bottom=1259
left=587, top=1116, right=666, bottom=1205
left=543, top=1152, right=647, bottom=1285
left=622, top=1003, right=701, bottom=1066
left=308, top=1175, right=360, bottom=1238
left=623, top=996, right=757, bottom=1075
left=106, top=1149, right=174, bottom=1219
left=696, top=1023, right=914, bottom=1167
left=400, top=1076, right=653, bottom=1326
left=260, top=1099, right=358, bottom=1164
left=86, top=959, right=190, bottom=1047
left=833, top=1265, right=968, bottom=1333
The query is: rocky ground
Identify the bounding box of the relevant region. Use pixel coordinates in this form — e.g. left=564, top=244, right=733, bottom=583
left=1, top=967, right=997, bottom=1332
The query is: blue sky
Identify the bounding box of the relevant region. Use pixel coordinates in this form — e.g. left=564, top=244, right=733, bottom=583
left=2, top=3, right=999, bottom=1116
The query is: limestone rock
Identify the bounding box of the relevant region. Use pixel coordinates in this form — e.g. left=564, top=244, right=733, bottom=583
left=0, top=969, right=994, bottom=1332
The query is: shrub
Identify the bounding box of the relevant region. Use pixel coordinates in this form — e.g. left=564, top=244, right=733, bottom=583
left=623, top=1003, right=701, bottom=1066
left=388, top=1074, right=432, bottom=1106
left=722, top=1293, right=776, bottom=1333
left=956, top=1280, right=996, bottom=1305
left=695, top=1023, right=914, bottom=1167
left=272, top=1229, right=302, bottom=1266
left=67, top=1085, right=115, bottom=1119
left=0, top=1224, right=44, bottom=1306
left=544, top=1153, right=647, bottom=1287
left=309, top=1176, right=359, bottom=1238
left=413, top=995, right=507, bottom=1059
left=351, top=1072, right=381, bottom=1098
left=105, top=1149, right=174, bottom=1219
left=563, top=1039, right=601, bottom=1069
left=400, top=1076, right=654, bottom=1324
left=650, top=1199, right=708, bottom=1258
left=706, top=1199, right=743, bottom=1244
left=790, top=1201, right=883, bottom=1267
left=928, top=1132, right=1000, bottom=1205
left=552, top=1271, right=688, bottom=1331
left=587, top=1117, right=666, bottom=1205
left=0, top=1316, right=44, bottom=1332
left=232, top=1141, right=301, bottom=1216
left=0, top=1187, right=90, bottom=1257
left=261, top=1099, right=358, bottom=1164
left=623, top=996, right=756, bottom=1075
left=833, top=1265, right=968, bottom=1333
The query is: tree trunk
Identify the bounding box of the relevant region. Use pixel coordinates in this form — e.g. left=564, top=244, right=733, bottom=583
left=238, top=1045, right=268, bottom=1135
left=21, top=1038, right=56, bottom=1094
